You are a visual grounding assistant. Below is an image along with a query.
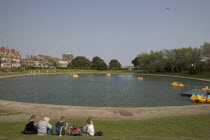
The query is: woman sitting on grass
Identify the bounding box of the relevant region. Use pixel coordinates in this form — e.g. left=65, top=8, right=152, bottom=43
left=81, top=118, right=94, bottom=136
left=24, top=115, right=37, bottom=134
left=36, top=117, right=52, bottom=136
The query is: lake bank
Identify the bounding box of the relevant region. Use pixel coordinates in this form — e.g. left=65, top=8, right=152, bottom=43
left=1, top=100, right=210, bottom=122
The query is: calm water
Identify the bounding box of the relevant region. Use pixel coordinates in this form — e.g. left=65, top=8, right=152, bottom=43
left=0, top=74, right=209, bottom=107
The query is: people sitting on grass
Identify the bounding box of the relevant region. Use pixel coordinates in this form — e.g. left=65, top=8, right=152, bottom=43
left=24, top=115, right=37, bottom=134
left=81, top=118, right=95, bottom=136
left=69, top=125, right=81, bottom=136
left=56, top=116, right=68, bottom=136
left=36, top=116, right=52, bottom=136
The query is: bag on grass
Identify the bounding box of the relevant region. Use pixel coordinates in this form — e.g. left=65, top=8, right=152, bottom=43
left=95, top=131, right=104, bottom=136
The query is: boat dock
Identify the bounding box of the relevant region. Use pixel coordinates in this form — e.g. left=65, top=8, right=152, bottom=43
left=181, top=89, right=210, bottom=97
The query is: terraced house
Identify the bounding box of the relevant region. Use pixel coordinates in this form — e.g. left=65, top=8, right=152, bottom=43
left=0, top=46, right=21, bottom=68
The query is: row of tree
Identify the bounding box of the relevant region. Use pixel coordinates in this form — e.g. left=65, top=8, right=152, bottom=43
left=132, top=42, right=210, bottom=74
left=68, top=56, right=122, bottom=70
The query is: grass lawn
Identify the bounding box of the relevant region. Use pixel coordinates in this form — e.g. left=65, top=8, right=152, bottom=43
left=1, top=70, right=210, bottom=80
left=150, top=72, right=210, bottom=80
left=0, top=72, right=25, bottom=76
left=38, top=69, right=141, bottom=74
left=1, top=114, right=210, bottom=140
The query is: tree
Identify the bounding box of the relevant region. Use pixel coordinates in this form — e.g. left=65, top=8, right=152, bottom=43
left=200, top=42, right=210, bottom=61
left=92, top=56, right=108, bottom=70
left=132, top=42, right=210, bottom=73
left=68, top=56, right=92, bottom=69
left=92, top=56, right=101, bottom=68
left=200, top=42, right=210, bottom=70
left=149, top=51, right=166, bottom=72
left=109, top=59, right=121, bottom=69
left=43, top=56, right=60, bottom=67
left=135, top=53, right=152, bottom=73
left=132, top=57, right=140, bottom=67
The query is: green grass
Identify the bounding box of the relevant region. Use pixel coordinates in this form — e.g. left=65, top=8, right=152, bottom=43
left=1, top=114, right=210, bottom=140
left=1, top=70, right=210, bottom=81
left=0, top=72, right=25, bottom=76
left=150, top=72, right=210, bottom=80
left=0, top=110, right=21, bottom=116
left=38, top=69, right=141, bottom=74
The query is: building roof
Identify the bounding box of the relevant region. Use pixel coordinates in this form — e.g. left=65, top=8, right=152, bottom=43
left=0, top=47, right=21, bottom=56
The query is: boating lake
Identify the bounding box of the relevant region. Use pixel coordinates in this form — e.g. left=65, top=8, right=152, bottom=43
left=0, top=74, right=209, bottom=107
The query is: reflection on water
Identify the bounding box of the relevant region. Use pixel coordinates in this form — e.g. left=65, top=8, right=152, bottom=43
left=0, top=74, right=209, bottom=107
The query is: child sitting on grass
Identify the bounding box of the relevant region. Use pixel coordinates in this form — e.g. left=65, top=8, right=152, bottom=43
left=69, top=125, right=80, bottom=136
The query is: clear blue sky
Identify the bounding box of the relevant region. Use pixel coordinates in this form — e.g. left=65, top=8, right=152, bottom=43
left=0, top=0, right=210, bottom=66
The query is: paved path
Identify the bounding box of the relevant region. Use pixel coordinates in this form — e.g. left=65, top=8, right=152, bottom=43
left=1, top=100, right=210, bottom=122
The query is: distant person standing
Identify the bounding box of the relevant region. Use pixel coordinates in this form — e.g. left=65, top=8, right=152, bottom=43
left=56, top=116, right=68, bottom=136
left=24, top=115, right=37, bottom=134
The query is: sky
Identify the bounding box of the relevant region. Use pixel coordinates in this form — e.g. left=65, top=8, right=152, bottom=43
left=0, top=0, right=210, bottom=66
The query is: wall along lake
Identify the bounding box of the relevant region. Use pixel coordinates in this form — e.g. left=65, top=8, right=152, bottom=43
left=0, top=74, right=209, bottom=107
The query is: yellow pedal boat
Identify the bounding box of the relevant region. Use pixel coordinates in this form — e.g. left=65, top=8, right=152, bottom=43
left=202, top=86, right=210, bottom=91
left=171, top=82, right=184, bottom=87
left=190, top=93, right=199, bottom=102
left=106, top=73, right=111, bottom=76
left=198, top=94, right=207, bottom=103
left=206, top=95, right=210, bottom=103
left=138, top=77, right=143, bottom=80
left=72, top=74, right=79, bottom=78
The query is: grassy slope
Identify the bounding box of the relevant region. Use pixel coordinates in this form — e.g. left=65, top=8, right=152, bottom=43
left=1, top=114, right=210, bottom=140
left=150, top=72, right=210, bottom=80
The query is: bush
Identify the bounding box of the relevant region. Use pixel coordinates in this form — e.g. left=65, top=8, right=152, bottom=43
left=0, top=68, right=8, bottom=72
left=188, top=67, right=198, bottom=74
left=133, top=68, right=141, bottom=70
left=56, top=67, right=70, bottom=69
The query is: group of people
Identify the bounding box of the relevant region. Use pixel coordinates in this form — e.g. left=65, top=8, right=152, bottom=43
left=24, top=115, right=94, bottom=136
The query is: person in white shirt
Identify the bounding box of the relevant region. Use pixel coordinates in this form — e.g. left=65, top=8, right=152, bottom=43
left=86, top=118, right=94, bottom=136
left=81, top=118, right=94, bottom=136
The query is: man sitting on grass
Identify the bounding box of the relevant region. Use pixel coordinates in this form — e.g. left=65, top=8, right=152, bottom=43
left=56, top=116, right=68, bottom=136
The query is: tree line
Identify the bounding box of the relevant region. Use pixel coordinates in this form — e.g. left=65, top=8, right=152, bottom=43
left=68, top=56, right=121, bottom=70
left=132, top=42, right=210, bottom=74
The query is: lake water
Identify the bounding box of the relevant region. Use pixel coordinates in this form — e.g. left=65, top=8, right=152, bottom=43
left=0, top=74, right=209, bottom=107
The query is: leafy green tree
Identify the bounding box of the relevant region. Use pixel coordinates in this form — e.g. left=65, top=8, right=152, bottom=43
left=200, top=42, right=210, bottom=61
left=132, top=42, right=210, bottom=73
left=92, top=56, right=101, bottom=68
left=132, top=57, right=140, bottom=67
left=162, top=49, right=176, bottom=72
left=135, top=53, right=152, bottom=73
left=200, top=42, right=210, bottom=70
left=43, top=56, right=60, bottom=67
left=149, top=51, right=166, bottom=72
left=92, top=56, right=108, bottom=70
left=68, top=56, right=92, bottom=69
left=186, top=47, right=202, bottom=73
left=109, top=59, right=121, bottom=69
